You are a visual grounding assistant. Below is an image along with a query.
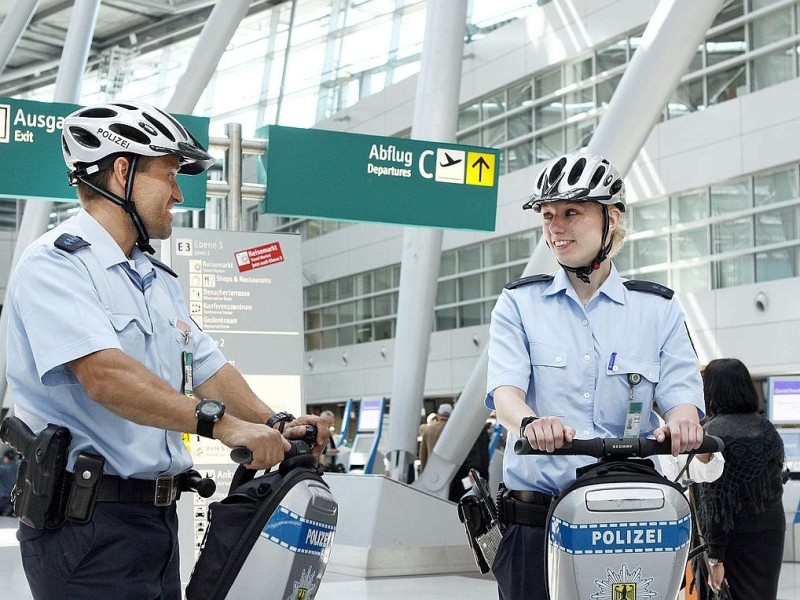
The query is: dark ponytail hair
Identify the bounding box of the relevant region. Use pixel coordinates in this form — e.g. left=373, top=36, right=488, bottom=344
left=702, top=358, right=759, bottom=416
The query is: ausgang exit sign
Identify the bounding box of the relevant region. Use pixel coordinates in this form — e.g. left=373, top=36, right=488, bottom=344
left=0, top=97, right=210, bottom=209
left=262, top=125, right=499, bottom=231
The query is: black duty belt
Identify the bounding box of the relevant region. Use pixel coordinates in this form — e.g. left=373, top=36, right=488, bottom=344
left=510, top=490, right=554, bottom=505
left=70, top=473, right=187, bottom=507
left=502, top=490, right=554, bottom=528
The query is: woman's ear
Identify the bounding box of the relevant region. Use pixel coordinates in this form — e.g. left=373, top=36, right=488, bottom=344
left=607, top=206, right=622, bottom=232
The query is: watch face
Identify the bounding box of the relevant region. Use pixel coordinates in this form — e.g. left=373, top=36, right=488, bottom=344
left=198, top=400, right=223, bottom=420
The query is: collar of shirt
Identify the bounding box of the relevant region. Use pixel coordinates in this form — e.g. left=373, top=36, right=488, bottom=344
left=75, top=209, right=156, bottom=282
left=542, top=263, right=626, bottom=307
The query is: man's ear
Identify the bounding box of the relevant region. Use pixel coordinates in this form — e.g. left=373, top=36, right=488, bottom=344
left=110, top=156, right=131, bottom=190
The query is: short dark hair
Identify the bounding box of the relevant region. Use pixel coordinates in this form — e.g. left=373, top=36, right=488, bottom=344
left=702, top=358, right=759, bottom=415
left=77, top=154, right=159, bottom=201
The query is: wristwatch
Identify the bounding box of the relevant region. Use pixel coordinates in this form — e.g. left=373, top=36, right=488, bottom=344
left=195, top=399, right=226, bottom=439
left=519, top=415, right=538, bottom=439
left=266, top=411, right=295, bottom=433
left=708, top=558, right=723, bottom=566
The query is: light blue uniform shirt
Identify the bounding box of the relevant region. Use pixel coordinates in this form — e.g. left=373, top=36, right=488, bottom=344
left=485, top=265, right=704, bottom=495
left=6, top=209, right=227, bottom=479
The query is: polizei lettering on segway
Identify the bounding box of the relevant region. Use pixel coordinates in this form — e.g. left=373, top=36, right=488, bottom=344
left=548, top=516, right=691, bottom=554
left=261, top=506, right=336, bottom=556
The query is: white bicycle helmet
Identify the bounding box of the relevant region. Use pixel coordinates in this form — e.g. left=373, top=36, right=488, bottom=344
left=62, top=101, right=214, bottom=175
left=523, top=152, right=625, bottom=213
left=61, top=101, right=214, bottom=254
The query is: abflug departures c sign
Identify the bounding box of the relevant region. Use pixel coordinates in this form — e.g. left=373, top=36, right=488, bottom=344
left=0, top=96, right=210, bottom=209
left=263, top=125, right=499, bottom=232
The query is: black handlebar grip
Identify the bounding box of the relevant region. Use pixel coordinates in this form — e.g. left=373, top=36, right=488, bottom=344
left=230, top=446, right=253, bottom=465
left=513, top=437, right=604, bottom=457
left=186, top=471, right=217, bottom=498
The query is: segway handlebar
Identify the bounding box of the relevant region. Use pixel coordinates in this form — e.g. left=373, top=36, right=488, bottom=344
left=514, top=435, right=724, bottom=459
left=230, top=424, right=318, bottom=465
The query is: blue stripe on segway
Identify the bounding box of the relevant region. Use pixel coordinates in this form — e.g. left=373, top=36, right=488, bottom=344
left=549, top=516, right=691, bottom=554
left=261, top=506, right=336, bottom=555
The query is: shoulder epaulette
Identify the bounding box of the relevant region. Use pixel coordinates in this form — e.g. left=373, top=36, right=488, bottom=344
left=623, top=279, right=674, bottom=299
left=54, top=233, right=90, bottom=253
left=504, top=274, right=554, bottom=290
left=146, top=255, right=178, bottom=278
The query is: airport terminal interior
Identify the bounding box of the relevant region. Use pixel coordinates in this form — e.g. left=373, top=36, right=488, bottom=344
left=2, top=0, right=800, bottom=598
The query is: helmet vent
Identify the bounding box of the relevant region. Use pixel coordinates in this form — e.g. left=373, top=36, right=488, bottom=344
left=536, top=169, right=546, bottom=190
left=112, top=103, right=138, bottom=111
left=109, top=123, right=151, bottom=145
left=154, top=107, right=188, bottom=139
left=610, top=179, right=623, bottom=195
left=588, top=166, right=606, bottom=189
left=69, top=126, right=101, bottom=149
left=143, top=112, right=176, bottom=142
left=77, top=107, right=118, bottom=119
left=567, top=158, right=586, bottom=185
left=549, top=157, right=567, bottom=183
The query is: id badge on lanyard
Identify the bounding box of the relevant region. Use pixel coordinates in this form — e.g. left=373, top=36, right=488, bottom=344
left=171, top=318, right=194, bottom=397
left=623, top=373, right=643, bottom=439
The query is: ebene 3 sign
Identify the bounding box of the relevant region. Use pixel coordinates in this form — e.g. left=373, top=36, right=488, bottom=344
left=0, top=97, right=210, bottom=209
left=262, top=125, right=499, bottom=231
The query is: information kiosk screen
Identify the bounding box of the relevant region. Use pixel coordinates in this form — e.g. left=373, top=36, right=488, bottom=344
left=768, top=376, right=800, bottom=425
left=357, top=397, right=384, bottom=432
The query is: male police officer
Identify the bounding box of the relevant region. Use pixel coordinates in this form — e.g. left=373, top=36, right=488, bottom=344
left=5, top=101, right=327, bottom=599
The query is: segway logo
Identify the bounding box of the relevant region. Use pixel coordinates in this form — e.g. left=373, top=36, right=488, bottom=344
left=0, top=104, right=9, bottom=143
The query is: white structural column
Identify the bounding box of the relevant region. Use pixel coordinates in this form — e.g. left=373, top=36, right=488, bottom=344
left=414, top=0, right=724, bottom=497
left=385, top=0, right=469, bottom=481
left=0, top=0, right=40, bottom=75
left=0, top=0, right=101, bottom=410
left=166, top=0, right=251, bottom=114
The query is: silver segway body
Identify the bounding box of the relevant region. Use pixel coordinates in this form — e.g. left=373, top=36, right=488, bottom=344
left=514, top=436, right=723, bottom=600
left=227, top=473, right=338, bottom=600
left=186, top=428, right=338, bottom=600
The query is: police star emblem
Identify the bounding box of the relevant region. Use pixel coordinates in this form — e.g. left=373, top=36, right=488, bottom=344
left=592, top=564, right=656, bottom=600
left=287, top=566, right=317, bottom=600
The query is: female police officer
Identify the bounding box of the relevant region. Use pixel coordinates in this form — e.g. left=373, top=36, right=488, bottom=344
left=485, top=152, right=705, bottom=599
left=6, top=102, right=327, bottom=599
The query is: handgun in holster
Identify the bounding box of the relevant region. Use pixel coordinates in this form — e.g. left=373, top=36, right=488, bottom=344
left=456, top=468, right=505, bottom=574
left=0, top=416, right=71, bottom=530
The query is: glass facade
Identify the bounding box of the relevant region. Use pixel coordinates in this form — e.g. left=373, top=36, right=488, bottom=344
left=304, top=230, right=537, bottom=350
left=619, top=164, right=800, bottom=292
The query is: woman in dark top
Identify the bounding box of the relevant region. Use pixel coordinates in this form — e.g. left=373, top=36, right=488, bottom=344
left=695, top=358, right=785, bottom=600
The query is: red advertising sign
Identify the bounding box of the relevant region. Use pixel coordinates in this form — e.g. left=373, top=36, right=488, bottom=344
left=234, top=242, right=285, bottom=272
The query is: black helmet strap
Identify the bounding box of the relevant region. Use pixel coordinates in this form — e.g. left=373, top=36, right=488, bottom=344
left=558, top=204, right=613, bottom=285
left=70, top=154, right=155, bottom=255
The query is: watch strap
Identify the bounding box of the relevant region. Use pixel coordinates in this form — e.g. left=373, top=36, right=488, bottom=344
left=197, top=418, right=215, bottom=439
left=519, top=415, right=538, bottom=439
left=266, top=411, right=295, bottom=433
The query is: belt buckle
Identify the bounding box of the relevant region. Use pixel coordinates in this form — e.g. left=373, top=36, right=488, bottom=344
left=154, top=475, right=176, bottom=507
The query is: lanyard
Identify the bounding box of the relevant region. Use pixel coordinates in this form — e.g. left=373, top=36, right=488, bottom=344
left=622, top=373, right=643, bottom=439
left=171, top=318, right=194, bottom=397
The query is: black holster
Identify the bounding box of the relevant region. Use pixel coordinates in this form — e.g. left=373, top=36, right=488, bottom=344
left=0, top=416, right=72, bottom=530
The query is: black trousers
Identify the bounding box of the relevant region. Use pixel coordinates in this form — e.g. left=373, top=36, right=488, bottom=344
left=492, top=523, right=547, bottom=600
left=18, top=502, right=180, bottom=600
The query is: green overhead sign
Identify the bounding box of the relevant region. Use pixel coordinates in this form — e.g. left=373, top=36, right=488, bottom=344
left=261, top=125, right=499, bottom=231
left=0, top=97, right=210, bottom=209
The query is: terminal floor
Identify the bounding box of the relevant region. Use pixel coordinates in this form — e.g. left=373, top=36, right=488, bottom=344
left=1, top=516, right=799, bottom=599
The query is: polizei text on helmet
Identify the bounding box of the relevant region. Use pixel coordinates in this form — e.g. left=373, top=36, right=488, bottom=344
left=97, top=127, right=131, bottom=149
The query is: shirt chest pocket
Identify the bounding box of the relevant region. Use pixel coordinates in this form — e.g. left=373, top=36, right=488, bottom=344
left=530, top=343, right=569, bottom=368
left=110, top=313, right=152, bottom=360
left=607, top=356, right=660, bottom=386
